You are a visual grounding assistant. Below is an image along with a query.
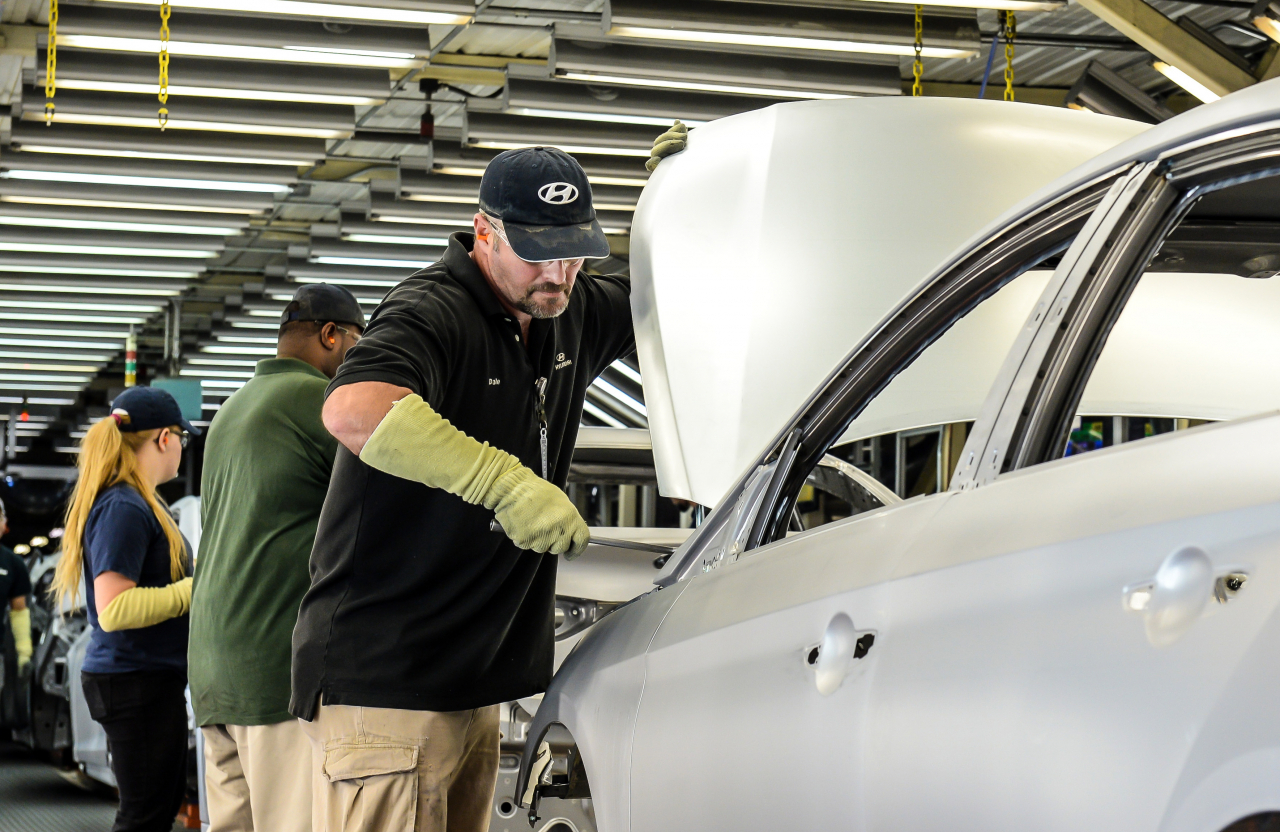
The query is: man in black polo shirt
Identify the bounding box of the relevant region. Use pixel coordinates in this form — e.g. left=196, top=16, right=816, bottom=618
left=290, top=147, right=634, bottom=832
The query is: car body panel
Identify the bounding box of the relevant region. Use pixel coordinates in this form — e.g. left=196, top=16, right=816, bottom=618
left=863, top=416, right=1280, bottom=830
left=631, top=97, right=1150, bottom=508
left=523, top=82, right=1280, bottom=832
left=629, top=495, right=947, bottom=830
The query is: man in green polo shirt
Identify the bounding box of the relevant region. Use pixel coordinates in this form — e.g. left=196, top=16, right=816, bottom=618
left=190, top=284, right=364, bottom=832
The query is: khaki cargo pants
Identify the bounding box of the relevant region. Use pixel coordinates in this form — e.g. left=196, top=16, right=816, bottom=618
left=300, top=703, right=500, bottom=832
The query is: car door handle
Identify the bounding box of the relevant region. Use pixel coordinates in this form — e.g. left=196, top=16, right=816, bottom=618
left=1123, top=545, right=1216, bottom=647
left=806, top=613, right=875, bottom=696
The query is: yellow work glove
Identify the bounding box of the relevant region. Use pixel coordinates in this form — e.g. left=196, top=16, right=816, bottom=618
left=98, top=577, right=192, bottom=632
left=646, top=120, right=688, bottom=173
left=9, top=606, right=31, bottom=672
left=360, top=394, right=590, bottom=558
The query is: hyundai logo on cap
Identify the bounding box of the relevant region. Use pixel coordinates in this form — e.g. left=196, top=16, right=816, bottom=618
left=538, top=182, right=579, bottom=205
left=479, top=147, right=610, bottom=263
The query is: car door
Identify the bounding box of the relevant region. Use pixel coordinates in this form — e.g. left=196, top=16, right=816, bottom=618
left=627, top=490, right=949, bottom=832
left=863, top=420, right=1280, bottom=831
left=862, top=134, right=1280, bottom=830
left=626, top=174, right=1126, bottom=831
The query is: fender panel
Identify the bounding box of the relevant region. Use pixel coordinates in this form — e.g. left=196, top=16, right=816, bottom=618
left=518, top=581, right=689, bottom=832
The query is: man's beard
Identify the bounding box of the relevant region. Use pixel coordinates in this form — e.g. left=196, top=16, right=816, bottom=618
left=514, top=282, right=572, bottom=319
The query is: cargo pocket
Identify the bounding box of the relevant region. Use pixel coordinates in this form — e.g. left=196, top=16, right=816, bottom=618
left=322, top=742, right=419, bottom=832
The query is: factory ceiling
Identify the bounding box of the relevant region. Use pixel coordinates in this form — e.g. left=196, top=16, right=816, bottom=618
left=0, top=0, right=1273, bottom=471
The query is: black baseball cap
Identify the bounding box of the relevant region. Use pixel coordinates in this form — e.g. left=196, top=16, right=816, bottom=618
left=478, top=147, right=611, bottom=262
left=280, top=283, right=366, bottom=329
left=110, top=386, right=200, bottom=436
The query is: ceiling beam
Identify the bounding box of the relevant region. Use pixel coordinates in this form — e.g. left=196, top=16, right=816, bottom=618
left=1074, top=0, right=1257, bottom=97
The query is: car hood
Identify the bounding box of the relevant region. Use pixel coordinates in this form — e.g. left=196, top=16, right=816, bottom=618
left=630, top=96, right=1149, bottom=507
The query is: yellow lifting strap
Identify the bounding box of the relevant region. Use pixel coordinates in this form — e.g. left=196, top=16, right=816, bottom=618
left=1003, top=11, right=1017, bottom=102
left=158, top=0, right=170, bottom=129
left=44, top=0, right=57, bottom=124
left=912, top=5, right=923, bottom=97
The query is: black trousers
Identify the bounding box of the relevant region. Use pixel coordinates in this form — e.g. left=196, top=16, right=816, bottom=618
left=81, top=669, right=189, bottom=832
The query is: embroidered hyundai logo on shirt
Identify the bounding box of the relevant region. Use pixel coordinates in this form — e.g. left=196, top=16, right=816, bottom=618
left=538, top=183, right=579, bottom=205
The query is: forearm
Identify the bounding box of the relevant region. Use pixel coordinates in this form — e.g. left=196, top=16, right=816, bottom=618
left=98, top=578, right=192, bottom=632
left=323, top=381, right=410, bottom=455
left=9, top=606, right=30, bottom=665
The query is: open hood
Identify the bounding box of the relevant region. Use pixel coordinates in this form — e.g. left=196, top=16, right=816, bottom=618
left=630, top=97, right=1149, bottom=508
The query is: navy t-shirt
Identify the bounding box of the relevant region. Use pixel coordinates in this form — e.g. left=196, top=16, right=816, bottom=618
left=0, top=545, right=31, bottom=603
left=81, top=484, right=191, bottom=674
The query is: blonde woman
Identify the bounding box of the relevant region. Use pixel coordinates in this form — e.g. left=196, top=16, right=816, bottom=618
left=51, top=386, right=199, bottom=832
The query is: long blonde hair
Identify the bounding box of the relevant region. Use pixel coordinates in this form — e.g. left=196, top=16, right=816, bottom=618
left=51, top=416, right=187, bottom=610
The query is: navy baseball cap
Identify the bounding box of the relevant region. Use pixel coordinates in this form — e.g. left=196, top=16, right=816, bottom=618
left=110, top=386, right=200, bottom=436
left=478, top=147, right=611, bottom=262
left=280, top=283, right=366, bottom=329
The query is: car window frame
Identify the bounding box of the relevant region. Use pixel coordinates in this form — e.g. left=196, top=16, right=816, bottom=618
left=970, top=122, right=1280, bottom=484
left=658, top=169, right=1126, bottom=584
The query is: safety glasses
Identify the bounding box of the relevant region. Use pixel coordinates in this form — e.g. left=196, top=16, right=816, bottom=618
left=482, top=214, right=586, bottom=269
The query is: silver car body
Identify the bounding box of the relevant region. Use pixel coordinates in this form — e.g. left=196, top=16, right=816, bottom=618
left=519, top=83, right=1280, bottom=832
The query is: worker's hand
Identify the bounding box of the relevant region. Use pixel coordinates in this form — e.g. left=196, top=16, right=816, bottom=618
left=646, top=120, right=688, bottom=173
left=489, top=467, right=590, bottom=558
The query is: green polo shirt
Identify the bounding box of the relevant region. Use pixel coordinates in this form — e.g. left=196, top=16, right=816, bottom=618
left=190, top=358, right=337, bottom=726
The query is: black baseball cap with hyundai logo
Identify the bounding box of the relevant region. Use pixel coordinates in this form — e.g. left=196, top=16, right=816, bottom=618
left=478, top=147, right=611, bottom=262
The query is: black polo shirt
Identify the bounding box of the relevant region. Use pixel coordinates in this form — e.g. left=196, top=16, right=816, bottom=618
left=290, top=232, right=634, bottom=718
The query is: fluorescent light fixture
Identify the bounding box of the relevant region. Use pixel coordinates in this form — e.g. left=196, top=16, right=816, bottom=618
left=292, top=275, right=404, bottom=287
left=14, top=144, right=315, bottom=167
left=0, top=195, right=259, bottom=215
left=609, top=26, right=973, bottom=59
left=92, top=0, right=467, bottom=24
left=58, top=35, right=425, bottom=69
left=507, top=107, right=708, bottom=128
left=0, top=215, right=241, bottom=235
left=2, top=299, right=163, bottom=312
left=593, top=201, right=637, bottom=212
left=0, top=264, right=200, bottom=277
left=56, top=79, right=383, bottom=106
left=0, top=340, right=117, bottom=353
left=0, top=283, right=182, bottom=297
left=229, top=320, right=280, bottom=329
left=20, top=111, right=348, bottom=140
left=1152, top=61, right=1220, bottom=103
left=0, top=349, right=112, bottom=361
left=0, top=372, right=92, bottom=382
left=265, top=290, right=382, bottom=303
left=401, top=194, right=480, bottom=205
left=181, top=367, right=255, bottom=378
left=833, top=0, right=1060, bottom=7
left=434, top=164, right=646, bottom=188
left=29, top=397, right=76, bottom=405
left=370, top=214, right=473, bottom=227
left=3, top=170, right=290, bottom=194
left=284, top=45, right=414, bottom=59
left=213, top=335, right=277, bottom=344
left=311, top=255, right=423, bottom=268
left=470, top=140, right=649, bottom=158
left=345, top=234, right=450, bottom=246
left=198, top=378, right=248, bottom=389
left=0, top=328, right=126, bottom=341
left=582, top=399, right=626, bottom=428
left=1251, top=0, right=1280, bottom=42
left=201, top=345, right=275, bottom=354
left=188, top=357, right=260, bottom=367
left=5, top=313, right=150, bottom=323
left=609, top=360, right=643, bottom=385
left=592, top=378, right=647, bottom=417
left=0, top=241, right=215, bottom=258
left=246, top=309, right=287, bottom=317
left=559, top=71, right=848, bottom=101
left=0, top=361, right=99, bottom=372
